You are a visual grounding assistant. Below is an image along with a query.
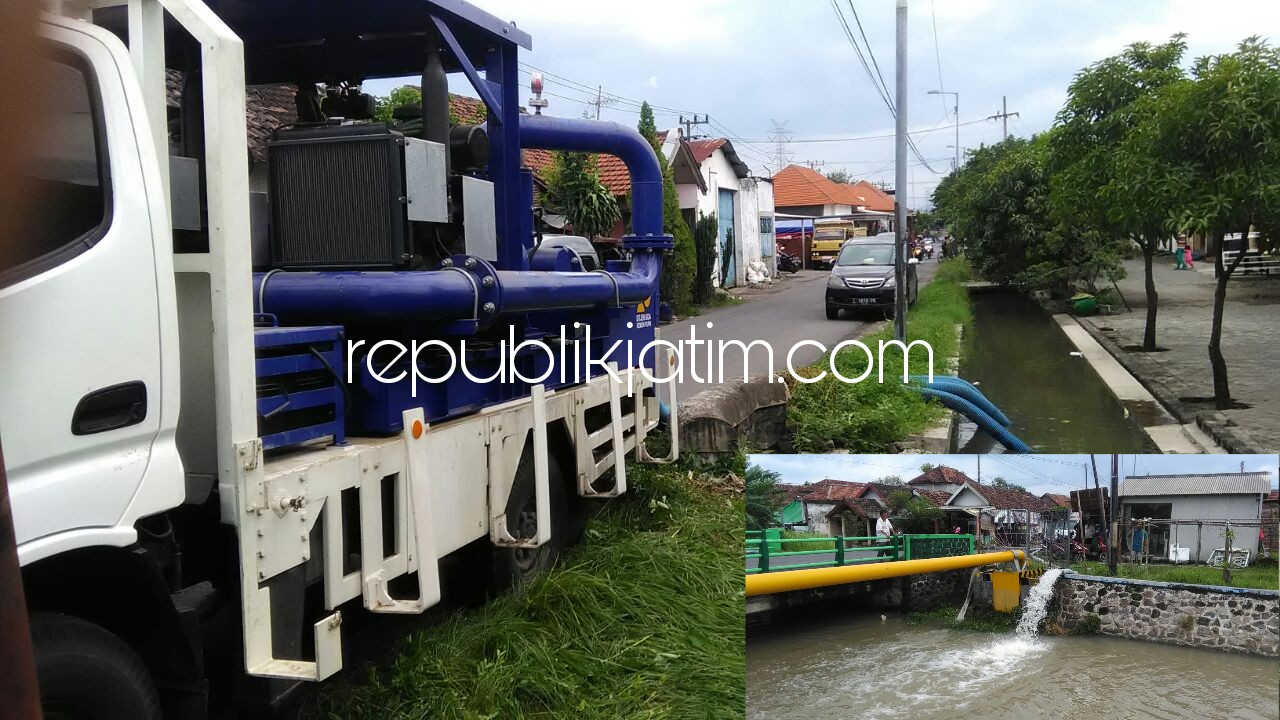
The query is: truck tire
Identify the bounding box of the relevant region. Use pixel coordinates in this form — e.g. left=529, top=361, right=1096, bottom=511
left=492, top=448, right=568, bottom=592
left=30, top=613, right=162, bottom=720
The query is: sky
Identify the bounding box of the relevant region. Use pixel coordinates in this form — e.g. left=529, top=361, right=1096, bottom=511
left=748, top=454, right=1280, bottom=497
left=366, top=0, right=1280, bottom=209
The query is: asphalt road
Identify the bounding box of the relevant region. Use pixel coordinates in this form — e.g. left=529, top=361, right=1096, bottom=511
left=662, top=261, right=941, bottom=405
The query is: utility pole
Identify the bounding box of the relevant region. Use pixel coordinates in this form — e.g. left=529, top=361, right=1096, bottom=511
left=678, top=113, right=710, bottom=140
left=893, top=0, right=908, bottom=343
left=589, top=85, right=616, bottom=120
left=987, top=95, right=1020, bottom=141
left=0, top=439, right=43, bottom=719
left=1109, top=454, right=1119, bottom=576
left=803, top=160, right=825, bottom=171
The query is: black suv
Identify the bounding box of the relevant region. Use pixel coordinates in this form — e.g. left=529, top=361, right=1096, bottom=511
left=824, top=235, right=918, bottom=319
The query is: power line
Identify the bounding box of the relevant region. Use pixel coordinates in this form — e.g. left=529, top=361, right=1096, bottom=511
left=930, top=0, right=947, bottom=119
left=767, top=120, right=793, bottom=175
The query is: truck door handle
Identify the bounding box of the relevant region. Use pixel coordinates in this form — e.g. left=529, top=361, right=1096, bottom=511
left=71, top=381, right=148, bottom=435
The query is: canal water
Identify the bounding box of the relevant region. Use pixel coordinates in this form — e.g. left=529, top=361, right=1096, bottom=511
left=747, top=612, right=1279, bottom=720
left=959, top=292, right=1157, bottom=453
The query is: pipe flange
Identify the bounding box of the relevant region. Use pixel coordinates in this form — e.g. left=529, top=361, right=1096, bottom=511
left=442, top=254, right=502, bottom=327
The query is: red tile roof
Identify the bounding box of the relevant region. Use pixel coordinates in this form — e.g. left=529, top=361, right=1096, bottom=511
left=826, top=497, right=884, bottom=519
left=687, top=138, right=727, bottom=165
left=915, top=490, right=954, bottom=507
left=449, top=94, right=487, bottom=125
left=595, top=154, right=632, bottom=195
left=762, top=162, right=875, bottom=207
left=784, top=479, right=869, bottom=504
left=849, top=180, right=895, bottom=213
left=908, top=466, right=972, bottom=487
left=958, top=483, right=1056, bottom=512
left=1041, top=493, right=1072, bottom=508
left=1266, top=490, right=1278, bottom=502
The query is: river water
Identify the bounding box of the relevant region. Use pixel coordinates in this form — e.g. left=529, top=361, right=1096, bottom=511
left=959, top=292, right=1157, bottom=453
left=747, top=610, right=1279, bottom=720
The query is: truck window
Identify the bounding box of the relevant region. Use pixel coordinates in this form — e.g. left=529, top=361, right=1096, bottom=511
left=2, top=49, right=110, bottom=287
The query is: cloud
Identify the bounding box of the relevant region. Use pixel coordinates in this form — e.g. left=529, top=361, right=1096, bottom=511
left=644, top=76, right=659, bottom=89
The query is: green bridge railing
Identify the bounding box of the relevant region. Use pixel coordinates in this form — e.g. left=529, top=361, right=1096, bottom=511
left=746, top=529, right=975, bottom=574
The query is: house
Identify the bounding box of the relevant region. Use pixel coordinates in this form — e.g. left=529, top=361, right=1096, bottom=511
left=655, top=131, right=776, bottom=288
left=943, top=482, right=1056, bottom=545
left=772, top=164, right=894, bottom=217
left=780, top=479, right=947, bottom=537
left=907, top=466, right=971, bottom=493
left=1041, top=493, right=1072, bottom=509
left=1119, top=472, right=1271, bottom=563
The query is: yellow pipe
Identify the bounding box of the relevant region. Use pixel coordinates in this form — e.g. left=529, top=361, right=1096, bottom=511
left=745, top=550, right=1026, bottom=597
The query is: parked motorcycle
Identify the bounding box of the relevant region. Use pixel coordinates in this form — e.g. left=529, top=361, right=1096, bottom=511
left=777, top=251, right=802, bottom=274
left=1043, top=537, right=1089, bottom=563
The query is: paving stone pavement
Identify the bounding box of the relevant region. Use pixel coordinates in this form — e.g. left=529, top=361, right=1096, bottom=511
left=1078, top=256, right=1279, bottom=453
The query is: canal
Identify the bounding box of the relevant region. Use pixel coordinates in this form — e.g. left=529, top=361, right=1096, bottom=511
left=747, top=612, right=1278, bottom=719
left=959, top=291, right=1157, bottom=453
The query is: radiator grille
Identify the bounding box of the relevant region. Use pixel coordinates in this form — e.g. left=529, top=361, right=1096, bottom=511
left=268, top=125, right=407, bottom=268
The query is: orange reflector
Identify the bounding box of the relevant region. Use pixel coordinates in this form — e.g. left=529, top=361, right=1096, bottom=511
left=411, top=419, right=424, bottom=439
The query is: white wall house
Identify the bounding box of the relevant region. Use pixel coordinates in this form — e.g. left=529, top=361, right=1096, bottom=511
left=1120, top=473, right=1271, bottom=563
left=659, top=130, right=776, bottom=287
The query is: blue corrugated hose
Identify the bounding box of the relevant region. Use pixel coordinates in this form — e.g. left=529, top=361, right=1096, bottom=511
left=911, top=386, right=1032, bottom=453
left=909, top=375, right=1012, bottom=427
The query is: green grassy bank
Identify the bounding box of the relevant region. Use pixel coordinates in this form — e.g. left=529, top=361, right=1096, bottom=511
left=788, top=258, right=974, bottom=452
left=306, top=460, right=745, bottom=720
left=1069, top=560, right=1279, bottom=591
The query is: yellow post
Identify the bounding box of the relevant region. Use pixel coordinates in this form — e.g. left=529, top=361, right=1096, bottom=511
left=744, top=550, right=1026, bottom=597
left=989, top=571, right=1022, bottom=612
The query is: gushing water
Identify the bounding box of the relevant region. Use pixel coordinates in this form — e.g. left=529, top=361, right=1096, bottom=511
left=1014, top=568, right=1064, bottom=639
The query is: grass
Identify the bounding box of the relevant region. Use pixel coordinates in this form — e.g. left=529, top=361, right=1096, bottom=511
left=778, top=530, right=835, bottom=552
left=686, top=291, right=744, bottom=317
left=908, top=603, right=1022, bottom=633
left=306, top=459, right=745, bottom=720
left=787, top=258, right=974, bottom=452
left=1069, top=559, right=1279, bottom=591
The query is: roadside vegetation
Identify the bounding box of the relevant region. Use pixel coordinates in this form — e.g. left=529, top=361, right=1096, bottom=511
left=909, top=603, right=1021, bottom=633
left=931, top=36, right=1280, bottom=409
left=787, top=257, right=973, bottom=452
left=1069, top=559, right=1278, bottom=591
left=307, top=458, right=744, bottom=720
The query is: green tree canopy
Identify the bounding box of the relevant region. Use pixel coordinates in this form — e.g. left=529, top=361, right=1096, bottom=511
left=989, top=477, right=1028, bottom=494
left=825, top=168, right=854, bottom=184
left=545, top=152, right=621, bottom=240
left=1050, top=36, right=1188, bottom=349
left=745, top=464, right=784, bottom=531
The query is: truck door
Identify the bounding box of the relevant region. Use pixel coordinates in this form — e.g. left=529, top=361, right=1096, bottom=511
left=0, top=20, right=182, bottom=554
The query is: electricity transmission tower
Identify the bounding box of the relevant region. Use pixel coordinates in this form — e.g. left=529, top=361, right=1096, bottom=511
left=767, top=119, right=792, bottom=175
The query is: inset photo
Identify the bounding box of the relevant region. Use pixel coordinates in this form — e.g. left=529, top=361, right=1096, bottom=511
left=746, top=454, right=1279, bottom=719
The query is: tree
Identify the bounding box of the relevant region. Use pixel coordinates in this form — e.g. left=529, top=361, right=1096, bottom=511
left=885, top=490, right=943, bottom=533
left=1142, top=38, right=1280, bottom=408
left=932, top=137, right=1061, bottom=287
left=692, top=212, right=718, bottom=304
left=745, top=464, right=784, bottom=531
left=374, top=84, right=422, bottom=121
left=638, top=101, right=696, bottom=314
left=989, top=477, right=1028, bottom=493
left=877, top=475, right=904, bottom=486
left=919, top=463, right=936, bottom=474
left=825, top=168, right=854, bottom=184
left=544, top=152, right=621, bottom=240
left=1050, top=36, right=1188, bottom=350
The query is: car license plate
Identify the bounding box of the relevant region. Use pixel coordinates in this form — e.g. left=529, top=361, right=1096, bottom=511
left=854, top=298, right=877, bottom=305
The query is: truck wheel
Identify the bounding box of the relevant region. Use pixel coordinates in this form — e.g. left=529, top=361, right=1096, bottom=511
left=492, top=448, right=568, bottom=592
left=30, top=613, right=162, bottom=720
left=825, top=305, right=840, bottom=320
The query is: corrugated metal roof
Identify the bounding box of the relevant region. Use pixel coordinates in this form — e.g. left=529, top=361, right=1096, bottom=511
left=1120, top=472, right=1272, bottom=497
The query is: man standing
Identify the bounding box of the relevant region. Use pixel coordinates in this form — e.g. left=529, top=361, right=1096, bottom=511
left=876, top=510, right=895, bottom=558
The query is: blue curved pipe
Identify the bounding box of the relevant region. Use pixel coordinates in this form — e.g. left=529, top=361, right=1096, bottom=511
left=909, top=376, right=1012, bottom=427
left=912, top=387, right=1032, bottom=453
left=519, top=115, right=664, bottom=238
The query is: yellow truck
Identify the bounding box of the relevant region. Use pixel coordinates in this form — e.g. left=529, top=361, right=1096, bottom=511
left=810, top=219, right=869, bottom=268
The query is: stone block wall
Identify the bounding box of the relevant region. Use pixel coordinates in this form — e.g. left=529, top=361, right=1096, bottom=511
left=905, top=568, right=973, bottom=612
left=1050, top=573, right=1279, bottom=658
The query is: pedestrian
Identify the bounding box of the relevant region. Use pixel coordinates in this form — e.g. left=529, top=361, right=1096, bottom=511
left=1174, top=235, right=1187, bottom=269
left=1184, top=244, right=1194, bottom=269
left=876, top=510, right=894, bottom=558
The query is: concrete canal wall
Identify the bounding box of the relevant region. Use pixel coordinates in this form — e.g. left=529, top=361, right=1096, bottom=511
left=1050, top=573, right=1279, bottom=658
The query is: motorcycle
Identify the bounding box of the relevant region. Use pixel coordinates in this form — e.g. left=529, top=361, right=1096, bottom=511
left=777, top=251, right=802, bottom=274
left=1043, top=537, right=1089, bottom=563
left=924, top=242, right=935, bottom=260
